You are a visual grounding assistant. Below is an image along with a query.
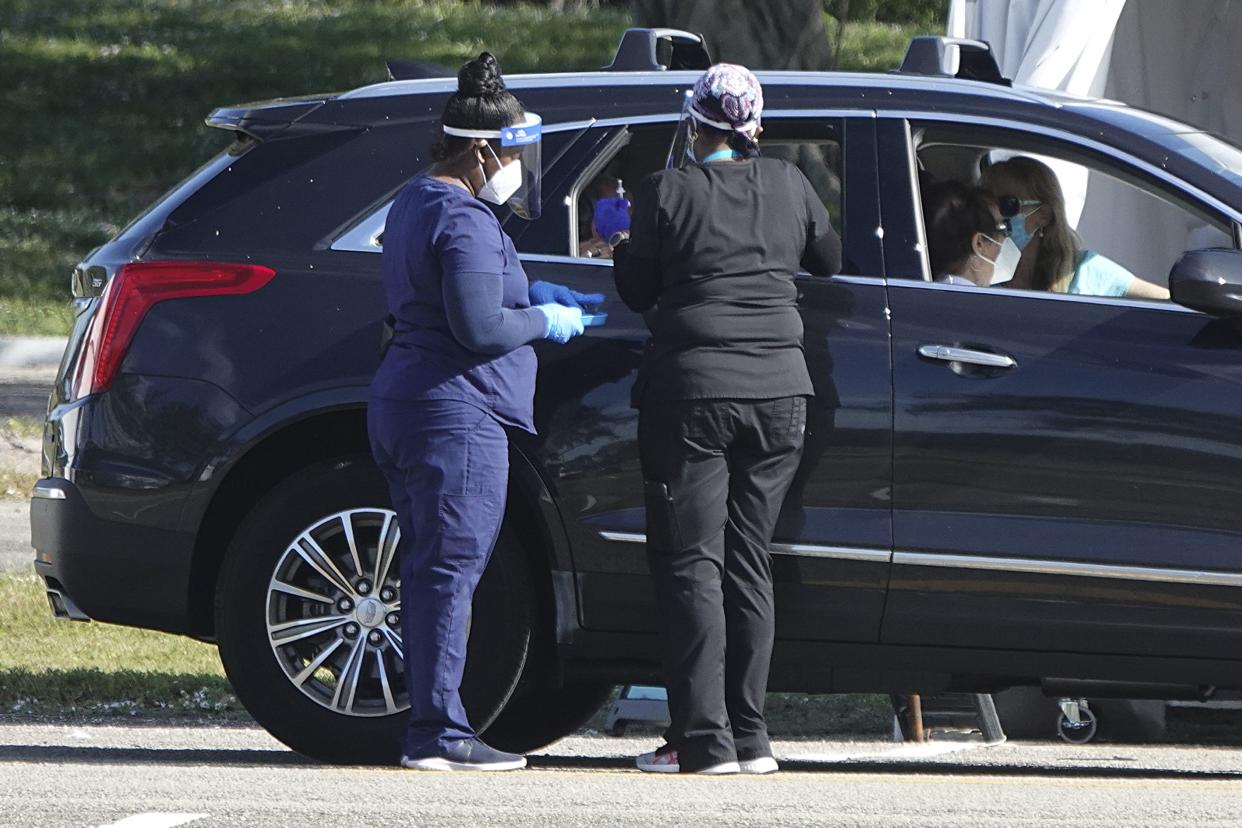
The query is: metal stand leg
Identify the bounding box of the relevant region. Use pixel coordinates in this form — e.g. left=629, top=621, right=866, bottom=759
left=908, top=693, right=925, bottom=742
left=973, top=693, right=1006, bottom=744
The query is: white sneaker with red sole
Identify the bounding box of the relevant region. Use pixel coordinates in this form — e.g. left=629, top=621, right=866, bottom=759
left=636, top=748, right=740, bottom=774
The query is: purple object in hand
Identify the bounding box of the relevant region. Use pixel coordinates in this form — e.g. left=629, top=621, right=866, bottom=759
left=592, top=196, right=632, bottom=241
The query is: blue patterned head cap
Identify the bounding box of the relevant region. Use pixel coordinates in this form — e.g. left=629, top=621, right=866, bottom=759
left=690, top=63, right=764, bottom=137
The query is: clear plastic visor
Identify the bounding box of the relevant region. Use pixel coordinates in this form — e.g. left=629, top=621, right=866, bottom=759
left=444, top=111, right=543, bottom=220
left=665, top=92, right=696, bottom=170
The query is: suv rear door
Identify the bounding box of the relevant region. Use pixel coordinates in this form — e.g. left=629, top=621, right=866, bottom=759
left=533, top=114, right=895, bottom=646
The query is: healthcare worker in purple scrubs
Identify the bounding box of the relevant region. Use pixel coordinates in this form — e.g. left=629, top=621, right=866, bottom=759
left=368, top=52, right=602, bottom=772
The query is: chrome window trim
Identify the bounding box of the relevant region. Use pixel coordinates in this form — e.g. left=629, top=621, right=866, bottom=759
left=893, top=551, right=1242, bottom=589
left=520, top=252, right=613, bottom=268
left=772, top=544, right=892, bottom=563
left=517, top=253, right=886, bottom=289
left=330, top=201, right=392, bottom=253
left=597, top=531, right=892, bottom=563
left=598, top=531, right=646, bottom=544
left=889, top=275, right=1201, bottom=314
left=901, top=116, right=933, bottom=282
left=544, top=118, right=599, bottom=134
left=587, top=109, right=874, bottom=131
left=330, top=110, right=878, bottom=256
left=883, top=111, right=1242, bottom=225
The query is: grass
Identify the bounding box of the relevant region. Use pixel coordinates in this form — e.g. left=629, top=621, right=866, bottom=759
left=0, top=0, right=932, bottom=335
left=1, top=415, right=43, bottom=500
left=0, top=565, right=890, bottom=731
left=0, top=571, right=242, bottom=717
left=2, top=570, right=1239, bottom=744
left=0, top=468, right=38, bottom=501
left=3, top=416, right=43, bottom=441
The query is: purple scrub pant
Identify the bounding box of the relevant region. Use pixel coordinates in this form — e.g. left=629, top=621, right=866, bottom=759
left=368, top=397, right=509, bottom=759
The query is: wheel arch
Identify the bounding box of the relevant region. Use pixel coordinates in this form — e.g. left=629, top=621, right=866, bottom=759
left=186, top=406, right=371, bottom=637
left=506, top=445, right=581, bottom=683
left=185, top=406, right=581, bottom=650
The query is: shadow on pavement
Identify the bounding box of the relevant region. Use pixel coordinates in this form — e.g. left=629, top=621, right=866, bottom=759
left=527, top=752, right=1242, bottom=780
left=0, top=744, right=312, bottom=767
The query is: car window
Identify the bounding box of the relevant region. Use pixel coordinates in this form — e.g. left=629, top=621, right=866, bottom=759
left=569, top=126, right=674, bottom=259
left=566, top=121, right=845, bottom=261
left=904, top=122, right=1235, bottom=299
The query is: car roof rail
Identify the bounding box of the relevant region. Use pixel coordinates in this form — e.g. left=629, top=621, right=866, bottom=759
left=896, top=36, right=1011, bottom=86
left=603, top=27, right=712, bottom=72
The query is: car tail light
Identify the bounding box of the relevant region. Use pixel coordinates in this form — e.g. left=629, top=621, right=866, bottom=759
left=72, top=261, right=276, bottom=399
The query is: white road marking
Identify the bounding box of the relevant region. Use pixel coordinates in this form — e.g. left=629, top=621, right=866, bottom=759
left=96, top=814, right=208, bottom=828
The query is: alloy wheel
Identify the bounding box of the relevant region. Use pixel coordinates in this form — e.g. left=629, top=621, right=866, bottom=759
left=265, top=508, right=407, bottom=717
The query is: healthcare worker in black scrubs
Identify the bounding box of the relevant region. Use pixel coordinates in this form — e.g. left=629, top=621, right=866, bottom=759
left=612, top=64, right=841, bottom=775
left=369, top=52, right=602, bottom=772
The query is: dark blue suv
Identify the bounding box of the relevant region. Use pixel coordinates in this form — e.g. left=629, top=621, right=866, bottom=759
left=31, top=32, right=1242, bottom=762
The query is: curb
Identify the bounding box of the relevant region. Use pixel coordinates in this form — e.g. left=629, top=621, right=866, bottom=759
left=0, top=337, right=68, bottom=371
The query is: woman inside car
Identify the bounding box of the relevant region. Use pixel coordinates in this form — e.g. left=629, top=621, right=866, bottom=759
left=923, top=180, right=1018, bottom=287
left=980, top=156, right=1170, bottom=299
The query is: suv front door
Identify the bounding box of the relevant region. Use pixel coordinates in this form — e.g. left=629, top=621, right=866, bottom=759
left=878, top=117, right=1242, bottom=661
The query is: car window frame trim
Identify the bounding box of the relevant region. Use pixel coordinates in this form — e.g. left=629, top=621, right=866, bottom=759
left=881, top=111, right=1242, bottom=313
left=330, top=109, right=879, bottom=256
left=881, top=111, right=1242, bottom=229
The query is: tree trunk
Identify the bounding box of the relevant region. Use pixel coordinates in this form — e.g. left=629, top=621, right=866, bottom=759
left=632, top=0, right=832, bottom=71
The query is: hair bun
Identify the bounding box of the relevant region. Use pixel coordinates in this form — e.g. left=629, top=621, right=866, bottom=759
left=458, top=52, right=505, bottom=97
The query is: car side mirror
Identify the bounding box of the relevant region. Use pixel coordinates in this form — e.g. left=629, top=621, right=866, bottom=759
left=1169, top=248, right=1242, bottom=317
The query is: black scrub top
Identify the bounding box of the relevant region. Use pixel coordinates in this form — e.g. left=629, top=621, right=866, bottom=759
left=613, top=156, right=841, bottom=407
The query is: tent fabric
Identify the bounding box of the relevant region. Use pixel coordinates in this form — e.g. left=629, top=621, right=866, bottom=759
left=947, top=0, right=1126, bottom=98
left=945, top=0, right=1238, bottom=285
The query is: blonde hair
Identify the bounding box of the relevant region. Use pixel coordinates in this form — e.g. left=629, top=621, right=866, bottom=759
left=981, top=157, right=1079, bottom=292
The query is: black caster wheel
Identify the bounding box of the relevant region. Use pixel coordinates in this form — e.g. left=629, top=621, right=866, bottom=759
left=1057, top=701, right=1098, bottom=744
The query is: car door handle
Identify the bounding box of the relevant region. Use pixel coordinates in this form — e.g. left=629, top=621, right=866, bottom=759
left=917, top=344, right=1017, bottom=369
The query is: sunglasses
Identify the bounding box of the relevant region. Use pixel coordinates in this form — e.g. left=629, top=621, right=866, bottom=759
left=997, top=195, right=1041, bottom=218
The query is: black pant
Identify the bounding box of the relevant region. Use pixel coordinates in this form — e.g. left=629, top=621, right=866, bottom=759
left=638, top=396, right=807, bottom=771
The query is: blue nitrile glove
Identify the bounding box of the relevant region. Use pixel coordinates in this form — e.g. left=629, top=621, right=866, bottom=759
left=529, top=280, right=605, bottom=310
left=536, top=303, right=585, bottom=344
left=593, top=195, right=632, bottom=241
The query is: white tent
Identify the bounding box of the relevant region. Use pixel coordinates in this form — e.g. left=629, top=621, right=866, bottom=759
left=947, top=0, right=1241, bottom=284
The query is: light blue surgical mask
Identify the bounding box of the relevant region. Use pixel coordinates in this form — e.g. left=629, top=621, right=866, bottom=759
left=1006, top=202, right=1042, bottom=250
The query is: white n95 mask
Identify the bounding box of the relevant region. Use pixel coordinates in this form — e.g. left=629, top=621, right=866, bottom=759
left=978, top=236, right=1021, bottom=286
left=477, top=144, right=523, bottom=206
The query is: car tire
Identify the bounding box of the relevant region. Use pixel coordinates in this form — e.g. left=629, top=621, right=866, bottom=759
left=215, top=454, right=534, bottom=764
left=481, top=682, right=616, bottom=753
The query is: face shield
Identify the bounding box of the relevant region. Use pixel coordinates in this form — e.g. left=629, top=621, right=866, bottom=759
left=664, top=91, right=760, bottom=170
left=444, top=112, right=543, bottom=220
left=665, top=91, right=696, bottom=170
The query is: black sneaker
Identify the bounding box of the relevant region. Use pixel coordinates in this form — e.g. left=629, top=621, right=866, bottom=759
left=401, top=738, right=527, bottom=772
